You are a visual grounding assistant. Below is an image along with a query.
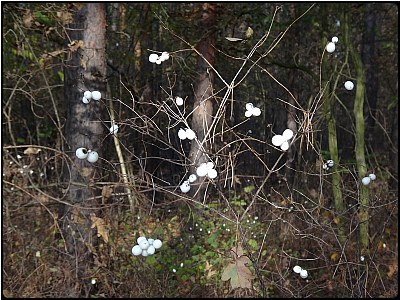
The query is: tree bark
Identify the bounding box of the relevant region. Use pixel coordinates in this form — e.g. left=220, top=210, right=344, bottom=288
left=320, top=7, right=346, bottom=245
left=344, top=10, right=370, bottom=255
left=189, top=3, right=216, bottom=199
left=61, top=3, right=106, bottom=297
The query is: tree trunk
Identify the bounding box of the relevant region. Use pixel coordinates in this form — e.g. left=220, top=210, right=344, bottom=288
left=189, top=3, right=216, bottom=199
left=320, top=7, right=346, bottom=245
left=61, top=3, right=106, bottom=297
left=344, top=10, right=370, bottom=255
left=362, top=3, right=379, bottom=145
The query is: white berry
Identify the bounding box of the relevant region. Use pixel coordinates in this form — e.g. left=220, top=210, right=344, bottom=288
left=282, top=129, right=294, bottom=140
left=160, top=52, right=170, bottom=61
left=147, top=245, right=156, bottom=255
left=132, top=245, right=142, bottom=256
left=84, top=91, right=92, bottom=99
left=153, top=239, right=162, bottom=249
left=280, top=141, right=290, bottom=151
left=87, top=151, right=99, bottom=163
left=252, top=107, right=261, bottom=116
left=188, top=174, right=197, bottom=183
left=196, top=164, right=208, bottom=177
left=75, top=147, right=88, bottom=159
left=344, top=81, right=354, bottom=91
left=361, top=177, right=371, bottom=186
left=109, top=124, right=119, bottom=135
left=139, top=240, right=149, bottom=250
left=206, top=161, right=215, bottom=170
left=178, top=129, right=187, bottom=140
left=149, top=53, right=159, bottom=63
left=180, top=181, right=190, bottom=193
left=137, top=236, right=146, bottom=244
left=300, top=269, right=308, bottom=279
left=175, top=96, right=184, bottom=106
left=245, top=110, right=253, bottom=118
left=293, top=265, right=302, bottom=274
left=272, top=135, right=285, bottom=147
left=185, top=129, right=196, bottom=140
left=245, top=103, right=254, bottom=111
left=91, top=91, right=101, bottom=101
left=207, top=168, right=218, bottom=179
left=326, top=42, right=336, bottom=53
left=327, top=159, right=334, bottom=167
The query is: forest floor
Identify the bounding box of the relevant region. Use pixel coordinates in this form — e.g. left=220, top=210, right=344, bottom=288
left=2, top=150, right=398, bottom=298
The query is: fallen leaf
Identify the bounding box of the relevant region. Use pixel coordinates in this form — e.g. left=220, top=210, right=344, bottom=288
left=56, top=11, right=73, bottom=25
left=24, top=147, right=41, bottom=155
left=23, top=10, right=33, bottom=28
left=222, top=245, right=255, bottom=290
left=387, top=260, right=398, bottom=278
left=90, top=214, right=109, bottom=243
left=80, top=167, right=92, bottom=177
left=245, top=27, right=253, bottom=39
left=230, top=244, right=245, bottom=259
left=68, top=40, right=84, bottom=52
left=377, top=240, right=384, bottom=252
left=205, top=260, right=217, bottom=278
left=101, top=185, right=113, bottom=202
left=225, top=37, right=244, bottom=42
left=330, top=252, right=339, bottom=262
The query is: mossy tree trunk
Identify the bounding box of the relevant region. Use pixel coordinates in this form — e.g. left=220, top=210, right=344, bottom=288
left=343, top=10, right=370, bottom=255
left=321, top=7, right=346, bottom=246
left=322, top=81, right=346, bottom=245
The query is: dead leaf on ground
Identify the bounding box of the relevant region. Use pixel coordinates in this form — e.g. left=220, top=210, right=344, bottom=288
left=222, top=245, right=255, bottom=290
left=101, top=185, right=113, bottom=203
left=205, top=260, right=217, bottom=278
left=23, top=10, right=33, bottom=28
left=37, top=194, right=50, bottom=204
left=230, top=244, right=245, bottom=259
left=330, top=252, right=339, bottom=262
left=56, top=11, right=73, bottom=25
left=387, top=260, right=398, bottom=278
left=90, top=214, right=109, bottom=243
left=80, top=167, right=92, bottom=177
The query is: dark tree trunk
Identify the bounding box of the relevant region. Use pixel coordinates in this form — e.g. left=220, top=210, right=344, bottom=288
left=362, top=3, right=379, bottom=145
left=61, top=3, right=106, bottom=297
left=189, top=3, right=216, bottom=199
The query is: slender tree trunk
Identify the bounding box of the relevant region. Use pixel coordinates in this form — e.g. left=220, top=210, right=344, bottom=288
left=323, top=80, right=346, bottom=245
left=189, top=3, right=216, bottom=199
left=62, top=3, right=106, bottom=297
left=344, top=10, right=369, bottom=255
left=320, top=6, right=346, bottom=245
